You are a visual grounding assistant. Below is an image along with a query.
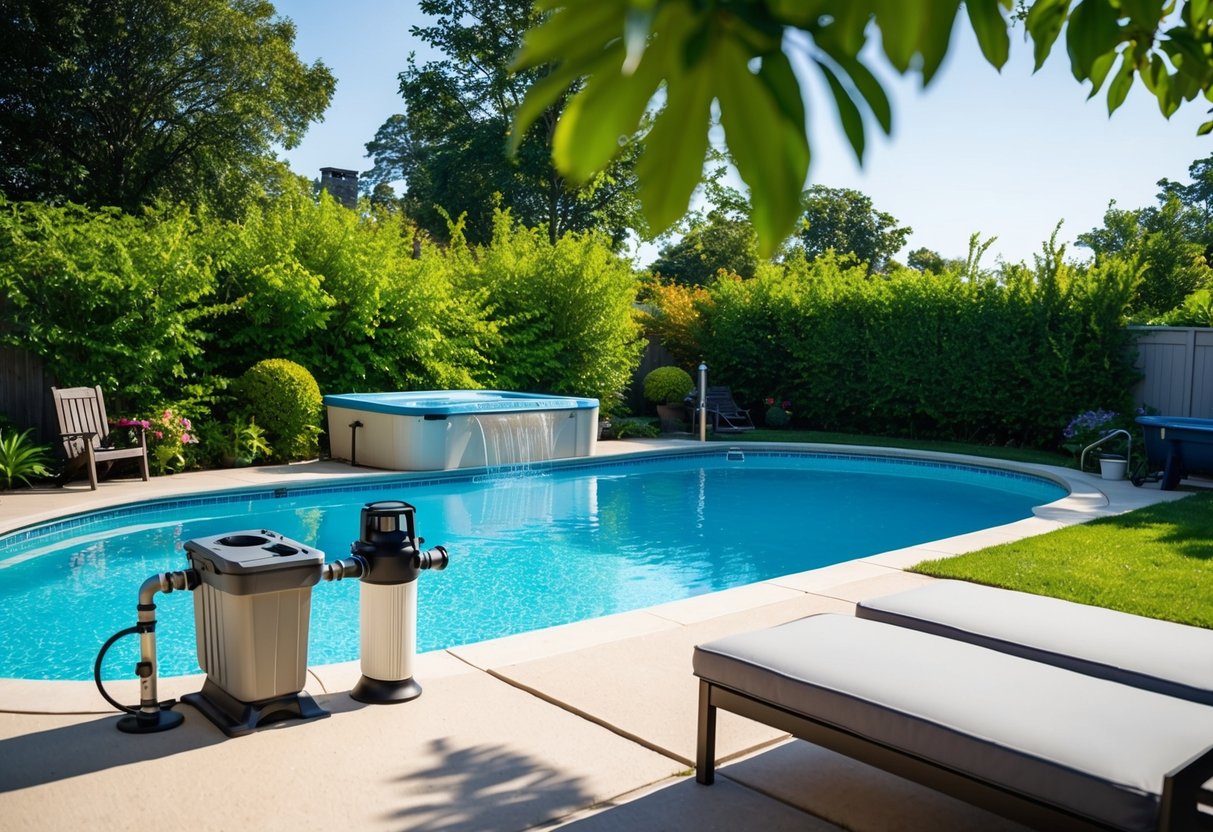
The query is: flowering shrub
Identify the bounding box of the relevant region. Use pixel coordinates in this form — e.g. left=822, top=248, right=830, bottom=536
left=145, top=409, right=198, bottom=474
left=764, top=396, right=793, bottom=428
left=1061, top=409, right=1124, bottom=456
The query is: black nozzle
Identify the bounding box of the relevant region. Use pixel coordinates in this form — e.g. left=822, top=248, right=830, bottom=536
left=418, top=545, right=448, bottom=572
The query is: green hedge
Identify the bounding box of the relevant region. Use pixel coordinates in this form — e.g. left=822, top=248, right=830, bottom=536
left=695, top=248, right=1139, bottom=448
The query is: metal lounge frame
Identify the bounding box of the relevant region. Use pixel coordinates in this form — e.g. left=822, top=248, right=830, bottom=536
left=696, top=678, right=1213, bottom=832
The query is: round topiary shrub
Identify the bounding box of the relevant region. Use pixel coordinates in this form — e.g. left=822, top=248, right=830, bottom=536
left=643, top=366, right=694, bottom=405
left=235, top=359, right=323, bottom=461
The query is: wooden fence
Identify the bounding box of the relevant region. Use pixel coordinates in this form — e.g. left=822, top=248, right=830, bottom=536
left=1129, top=326, right=1213, bottom=419
left=0, top=347, right=57, bottom=442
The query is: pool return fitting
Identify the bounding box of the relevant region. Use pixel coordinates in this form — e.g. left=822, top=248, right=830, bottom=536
left=93, top=500, right=447, bottom=736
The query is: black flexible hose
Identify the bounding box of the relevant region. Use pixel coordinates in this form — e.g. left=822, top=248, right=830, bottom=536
left=93, top=626, right=176, bottom=715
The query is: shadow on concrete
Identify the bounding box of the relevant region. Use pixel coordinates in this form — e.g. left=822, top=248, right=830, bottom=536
left=383, top=736, right=594, bottom=832
left=0, top=692, right=370, bottom=792
left=0, top=707, right=224, bottom=791
left=551, top=774, right=836, bottom=831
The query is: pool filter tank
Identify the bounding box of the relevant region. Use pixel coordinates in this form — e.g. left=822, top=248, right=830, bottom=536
left=324, top=500, right=448, bottom=703
left=180, top=530, right=328, bottom=736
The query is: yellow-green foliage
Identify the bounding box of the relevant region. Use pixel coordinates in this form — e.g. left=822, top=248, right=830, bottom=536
left=456, top=209, right=644, bottom=408
left=0, top=200, right=215, bottom=412
left=235, top=359, right=322, bottom=461
left=1, top=182, right=650, bottom=433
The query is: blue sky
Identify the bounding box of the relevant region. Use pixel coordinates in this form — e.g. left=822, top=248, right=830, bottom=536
left=276, top=1, right=1213, bottom=267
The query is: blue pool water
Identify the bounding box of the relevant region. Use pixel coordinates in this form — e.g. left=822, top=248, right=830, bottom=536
left=0, top=450, right=1065, bottom=680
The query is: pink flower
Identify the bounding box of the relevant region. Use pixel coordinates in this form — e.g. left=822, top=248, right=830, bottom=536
left=181, top=418, right=192, bottom=430
left=154, top=430, right=164, bottom=439
left=162, top=409, right=173, bottom=420
left=181, top=432, right=193, bottom=444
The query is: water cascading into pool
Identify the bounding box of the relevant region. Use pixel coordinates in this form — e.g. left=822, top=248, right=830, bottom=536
left=472, top=411, right=559, bottom=477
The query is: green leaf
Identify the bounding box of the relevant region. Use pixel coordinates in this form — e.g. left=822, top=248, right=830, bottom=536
left=816, top=37, right=893, bottom=132
left=816, top=60, right=866, bottom=162
left=1162, top=28, right=1212, bottom=81
left=758, top=51, right=806, bottom=127
left=635, top=61, right=715, bottom=234
left=1025, top=0, right=1069, bottom=71
left=767, top=0, right=830, bottom=27
left=1066, top=0, right=1124, bottom=79
left=510, top=52, right=612, bottom=156
left=875, top=1, right=921, bottom=72
left=1198, top=118, right=1213, bottom=135
left=842, top=58, right=894, bottom=133
left=920, top=0, right=964, bottom=83
left=717, top=40, right=809, bottom=256
left=1086, top=49, right=1117, bottom=96
left=1117, top=0, right=1165, bottom=28
left=966, top=0, right=1011, bottom=68
left=554, top=42, right=663, bottom=182
left=511, top=1, right=627, bottom=71
left=1106, top=50, right=1136, bottom=112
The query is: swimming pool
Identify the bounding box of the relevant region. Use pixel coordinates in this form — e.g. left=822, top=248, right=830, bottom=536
left=0, top=449, right=1066, bottom=680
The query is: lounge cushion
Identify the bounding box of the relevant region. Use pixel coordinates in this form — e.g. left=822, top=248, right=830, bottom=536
left=856, top=580, right=1213, bottom=705
left=693, top=614, right=1213, bottom=832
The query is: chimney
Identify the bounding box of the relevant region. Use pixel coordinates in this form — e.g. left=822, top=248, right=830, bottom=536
left=319, top=167, right=359, bottom=209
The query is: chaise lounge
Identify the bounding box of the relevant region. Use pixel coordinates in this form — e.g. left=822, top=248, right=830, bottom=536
left=694, top=584, right=1213, bottom=831
left=686, top=386, right=755, bottom=433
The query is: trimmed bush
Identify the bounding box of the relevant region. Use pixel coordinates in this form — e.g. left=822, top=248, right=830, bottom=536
left=765, top=404, right=791, bottom=428
left=643, top=366, right=693, bottom=404
left=235, top=359, right=322, bottom=461
left=669, top=244, right=1139, bottom=449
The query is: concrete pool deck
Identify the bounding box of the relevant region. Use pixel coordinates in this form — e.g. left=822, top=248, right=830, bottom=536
left=0, top=440, right=1199, bottom=830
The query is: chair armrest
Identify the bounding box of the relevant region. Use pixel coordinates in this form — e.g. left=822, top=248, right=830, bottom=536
left=59, top=431, right=98, bottom=440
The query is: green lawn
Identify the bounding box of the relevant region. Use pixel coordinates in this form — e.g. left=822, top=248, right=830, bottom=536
left=912, top=493, right=1213, bottom=627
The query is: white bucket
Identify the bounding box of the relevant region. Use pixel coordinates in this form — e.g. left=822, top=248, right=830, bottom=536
left=1099, top=456, right=1127, bottom=481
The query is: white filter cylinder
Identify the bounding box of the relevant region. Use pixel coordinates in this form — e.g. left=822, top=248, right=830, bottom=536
left=359, top=580, right=416, bottom=681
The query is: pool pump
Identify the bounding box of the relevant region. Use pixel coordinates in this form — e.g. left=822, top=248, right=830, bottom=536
left=95, top=501, right=448, bottom=735
left=180, top=531, right=328, bottom=736
left=321, top=500, right=448, bottom=703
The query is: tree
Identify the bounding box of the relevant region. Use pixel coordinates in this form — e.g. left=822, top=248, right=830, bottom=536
left=649, top=213, right=760, bottom=285
left=648, top=176, right=760, bottom=284
left=513, top=1, right=1213, bottom=256
left=1078, top=195, right=1213, bottom=315
left=907, top=247, right=950, bottom=274
left=363, top=0, right=643, bottom=247
left=0, top=0, right=334, bottom=216
left=797, top=186, right=911, bottom=274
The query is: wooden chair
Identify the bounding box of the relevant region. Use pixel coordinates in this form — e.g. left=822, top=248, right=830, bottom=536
left=51, top=386, right=150, bottom=490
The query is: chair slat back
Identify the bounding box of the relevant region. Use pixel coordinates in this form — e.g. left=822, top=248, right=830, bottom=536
left=51, top=386, right=110, bottom=457
left=704, top=387, right=743, bottom=412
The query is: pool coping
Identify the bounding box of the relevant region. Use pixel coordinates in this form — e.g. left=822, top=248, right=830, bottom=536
left=0, top=439, right=1190, bottom=714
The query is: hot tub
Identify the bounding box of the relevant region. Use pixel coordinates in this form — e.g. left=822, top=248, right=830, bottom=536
left=324, top=390, right=599, bottom=471
left=1136, top=415, right=1213, bottom=490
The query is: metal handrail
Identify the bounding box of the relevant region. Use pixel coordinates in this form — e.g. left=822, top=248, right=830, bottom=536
left=1079, top=429, right=1132, bottom=474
